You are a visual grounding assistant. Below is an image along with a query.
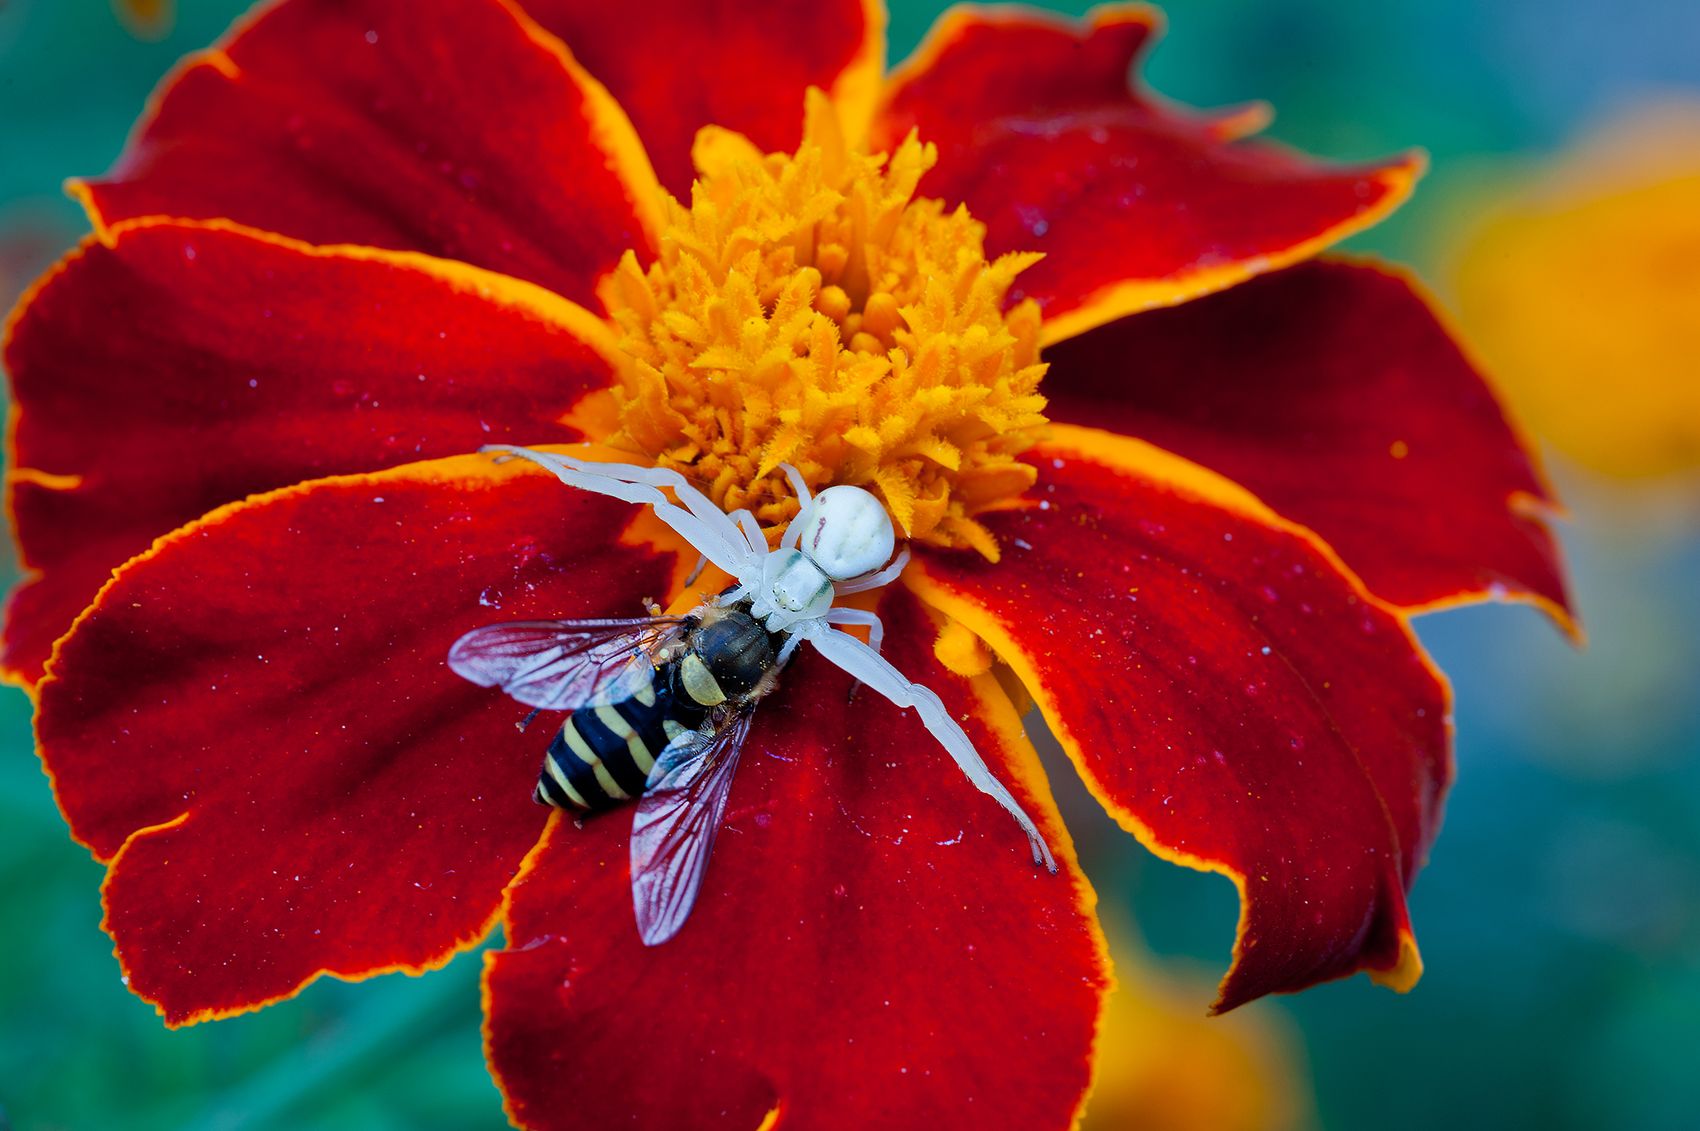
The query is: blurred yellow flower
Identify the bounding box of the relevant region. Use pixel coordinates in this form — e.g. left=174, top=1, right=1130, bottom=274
left=1084, top=943, right=1313, bottom=1131
left=1449, top=102, right=1700, bottom=481
left=112, top=0, right=173, bottom=39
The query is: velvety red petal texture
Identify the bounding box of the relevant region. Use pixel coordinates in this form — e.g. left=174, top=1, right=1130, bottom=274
left=876, top=7, right=1419, bottom=343
left=3, top=220, right=612, bottom=685
left=35, top=456, right=676, bottom=1024
left=910, top=427, right=1449, bottom=1011
left=486, top=586, right=1106, bottom=1131
left=1042, top=259, right=1572, bottom=622
left=76, top=0, right=660, bottom=309
left=522, top=0, right=883, bottom=197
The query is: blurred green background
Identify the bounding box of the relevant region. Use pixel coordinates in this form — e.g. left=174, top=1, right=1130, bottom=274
left=2, top=2, right=1697, bottom=1129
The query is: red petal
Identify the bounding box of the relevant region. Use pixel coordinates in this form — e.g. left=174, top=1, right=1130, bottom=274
left=1042, top=259, right=1574, bottom=624
left=876, top=7, right=1419, bottom=343
left=522, top=0, right=885, bottom=196
left=3, top=220, right=614, bottom=685
left=909, top=427, right=1447, bottom=1011
left=485, top=586, right=1106, bottom=1131
left=36, top=455, right=678, bottom=1024
left=76, top=0, right=662, bottom=309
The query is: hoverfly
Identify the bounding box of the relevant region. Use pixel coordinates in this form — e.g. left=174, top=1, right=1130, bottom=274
left=450, top=446, right=1056, bottom=945
left=450, top=603, right=777, bottom=945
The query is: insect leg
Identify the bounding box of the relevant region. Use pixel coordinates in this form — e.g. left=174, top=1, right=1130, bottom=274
left=801, top=624, right=1058, bottom=872
left=683, top=554, right=709, bottom=587
left=833, top=547, right=911, bottom=596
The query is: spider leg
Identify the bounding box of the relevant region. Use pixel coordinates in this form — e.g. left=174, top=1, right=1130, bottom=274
left=776, top=628, right=806, bottom=666
left=833, top=547, right=911, bottom=596
left=823, top=607, right=883, bottom=654
left=800, top=623, right=1057, bottom=872
left=824, top=607, right=884, bottom=703
left=485, top=447, right=758, bottom=582
left=728, top=508, right=768, bottom=557
left=778, top=464, right=811, bottom=551
left=487, top=446, right=665, bottom=507
left=530, top=450, right=738, bottom=541
left=779, top=463, right=812, bottom=507
left=656, top=505, right=758, bottom=582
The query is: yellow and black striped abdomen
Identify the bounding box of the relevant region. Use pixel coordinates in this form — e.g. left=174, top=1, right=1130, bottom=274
left=534, top=673, right=706, bottom=812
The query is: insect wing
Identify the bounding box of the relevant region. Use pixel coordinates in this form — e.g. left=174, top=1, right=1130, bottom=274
left=629, top=709, right=755, bottom=946
left=447, top=617, right=688, bottom=711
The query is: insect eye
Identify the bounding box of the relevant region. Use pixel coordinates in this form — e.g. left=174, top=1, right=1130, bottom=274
left=795, top=486, right=896, bottom=580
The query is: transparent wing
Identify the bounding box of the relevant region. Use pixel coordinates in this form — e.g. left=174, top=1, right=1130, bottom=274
left=629, top=708, right=755, bottom=946
left=447, top=617, right=689, bottom=711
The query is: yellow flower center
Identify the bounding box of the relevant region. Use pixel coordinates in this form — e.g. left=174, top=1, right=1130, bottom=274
left=589, top=90, right=1048, bottom=560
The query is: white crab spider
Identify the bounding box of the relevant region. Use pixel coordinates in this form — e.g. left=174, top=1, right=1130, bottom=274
left=488, top=444, right=1057, bottom=873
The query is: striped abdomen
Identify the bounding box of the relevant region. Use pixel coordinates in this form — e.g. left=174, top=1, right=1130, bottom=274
left=534, top=669, right=707, bottom=812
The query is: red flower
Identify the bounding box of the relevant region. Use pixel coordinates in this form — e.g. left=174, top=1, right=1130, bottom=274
left=3, top=2, right=1571, bottom=1128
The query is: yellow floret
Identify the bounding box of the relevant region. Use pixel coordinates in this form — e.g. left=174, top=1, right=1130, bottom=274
left=590, top=88, right=1048, bottom=559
